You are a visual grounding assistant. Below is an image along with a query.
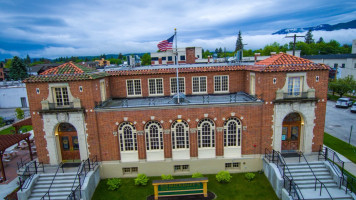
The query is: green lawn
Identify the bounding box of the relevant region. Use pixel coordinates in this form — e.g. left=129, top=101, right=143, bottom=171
left=323, top=132, right=356, bottom=163
left=0, top=125, right=33, bottom=135
left=92, top=173, right=278, bottom=200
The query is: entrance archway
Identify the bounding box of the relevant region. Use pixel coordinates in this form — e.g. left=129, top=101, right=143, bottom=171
left=281, top=113, right=302, bottom=152
left=57, top=123, right=80, bottom=162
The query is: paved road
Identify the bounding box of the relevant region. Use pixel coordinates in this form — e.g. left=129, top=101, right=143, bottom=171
left=325, top=101, right=356, bottom=146
left=0, top=108, right=30, bottom=122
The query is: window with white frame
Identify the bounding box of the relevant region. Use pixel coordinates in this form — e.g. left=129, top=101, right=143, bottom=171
left=174, top=165, right=189, bottom=172
left=192, top=76, right=207, bottom=93
left=225, top=162, right=240, bottom=170
left=224, top=117, right=242, bottom=147
left=287, top=77, right=303, bottom=96
left=214, top=75, right=229, bottom=93
left=148, top=78, right=163, bottom=96
left=197, top=118, right=215, bottom=148
left=171, top=120, right=189, bottom=149
left=53, top=87, right=70, bottom=107
left=145, top=121, right=163, bottom=150
left=122, top=167, right=138, bottom=174
left=118, top=122, right=137, bottom=151
left=170, top=77, right=185, bottom=94
left=126, top=79, right=141, bottom=96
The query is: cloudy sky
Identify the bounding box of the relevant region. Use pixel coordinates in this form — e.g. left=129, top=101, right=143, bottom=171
left=0, top=0, right=356, bottom=60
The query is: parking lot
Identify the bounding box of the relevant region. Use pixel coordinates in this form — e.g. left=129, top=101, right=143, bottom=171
left=0, top=108, right=30, bottom=124
left=325, top=100, right=356, bottom=146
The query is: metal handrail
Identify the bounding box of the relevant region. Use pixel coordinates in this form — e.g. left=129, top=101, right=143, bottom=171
left=298, top=151, right=334, bottom=199
left=264, top=148, right=304, bottom=199
left=319, top=146, right=355, bottom=195
left=19, top=161, right=43, bottom=191
left=40, top=162, right=64, bottom=200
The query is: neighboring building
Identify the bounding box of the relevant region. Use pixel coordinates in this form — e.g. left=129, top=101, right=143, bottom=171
left=0, top=81, right=28, bottom=108
left=151, top=47, right=209, bottom=65
left=29, top=63, right=63, bottom=76
left=0, top=67, right=4, bottom=81
left=24, top=54, right=329, bottom=178
left=82, top=61, right=100, bottom=68
left=95, top=58, right=110, bottom=67
left=302, top=39, right=356, bottom=79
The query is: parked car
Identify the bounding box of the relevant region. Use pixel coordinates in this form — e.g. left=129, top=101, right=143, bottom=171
left=335, top=98, right=353, bottom=108
left=1, top=117, right=15, bottom=125
left=351, top=103, right=356, bottom=113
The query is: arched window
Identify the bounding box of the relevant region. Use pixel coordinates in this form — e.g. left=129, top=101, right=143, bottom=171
left=171, top=120, right=189, bottom=149
left=197, top=118, right=215, bottom=148
left=145, top=121, right=163, bottom=150
left=223, top=117, right=242, bottom=147
left=118, top=122, right=137, bottom=151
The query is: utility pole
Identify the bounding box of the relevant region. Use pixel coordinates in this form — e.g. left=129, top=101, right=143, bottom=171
left=285, top=34, right=305, bottom=56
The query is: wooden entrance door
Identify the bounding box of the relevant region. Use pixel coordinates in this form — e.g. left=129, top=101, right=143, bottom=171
left=281, top=124, right=300, bottom=151
left=59, top=131, right=80, bottom=161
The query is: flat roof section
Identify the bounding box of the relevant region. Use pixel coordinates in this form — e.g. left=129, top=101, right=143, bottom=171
left=96, top=92, right=261, bottom=110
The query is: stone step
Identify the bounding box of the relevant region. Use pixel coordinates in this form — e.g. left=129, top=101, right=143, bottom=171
left=299, top=187, right=353, bottom=200
left=39, top=172, right=77, bottom=177
left=38, top=175, right=77, bottom=181
left=34, top=182, right=79, bottom=189
left=29, top=191, right=72, bottom=198
left=297, top=182, right=338, bottom=189
left=294, top=179, right=336, bottom=185
left=292, top=175, right=333, bottom=181
left=36, top=179, right=78, bottom=185
left=32, top=187, right=73, bottom=194
left=285, top=170, right=330, bottom=177
left=287, top=165, right=327, bottom=170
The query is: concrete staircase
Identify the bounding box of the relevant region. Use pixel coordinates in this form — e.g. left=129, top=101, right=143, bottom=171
left=28, top=172, right=79, bottom=200
left=286, top=162, right=353, bottom=200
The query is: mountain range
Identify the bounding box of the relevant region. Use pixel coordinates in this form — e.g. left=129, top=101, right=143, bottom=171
left=272, top=19, right=356, bottom=35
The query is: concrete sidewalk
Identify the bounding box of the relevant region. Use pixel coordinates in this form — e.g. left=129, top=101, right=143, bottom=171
left=324, top=145, right=356, bottom=177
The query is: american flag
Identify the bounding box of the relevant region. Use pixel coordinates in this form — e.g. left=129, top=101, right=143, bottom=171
left=157, top=35, right=174, bottom=51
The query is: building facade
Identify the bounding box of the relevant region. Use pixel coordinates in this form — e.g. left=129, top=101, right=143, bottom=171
left=25, top=54, right=329, bottom=178
left=151, top=47, right=208, bottom=65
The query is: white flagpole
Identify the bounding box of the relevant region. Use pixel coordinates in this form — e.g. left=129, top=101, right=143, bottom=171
left=175, top=28, right=180, bottom=104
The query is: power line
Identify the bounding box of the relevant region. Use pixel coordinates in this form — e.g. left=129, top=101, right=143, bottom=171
left=285, top=34, right=305, bottom=56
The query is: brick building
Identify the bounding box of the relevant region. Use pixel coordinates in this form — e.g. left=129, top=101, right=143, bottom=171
left=24, top=53, right=329, bottom=178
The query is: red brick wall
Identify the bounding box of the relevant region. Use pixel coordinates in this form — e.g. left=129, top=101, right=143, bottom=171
left=186, top=47, right=195, bottom=64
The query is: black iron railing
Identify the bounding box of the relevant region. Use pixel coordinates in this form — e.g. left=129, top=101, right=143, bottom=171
left=283, top=92, right=308, bottom=99
left=40, top=162, right=64, bottom=200
left=298, top=151, right=333, bottom=199
left=19, top=161, right=44, bottom=191
left=265, top=148, right=304, bottom=199
left=319, top=146, right=355, bottom=195
left=48, top=102, right=74, bottom=109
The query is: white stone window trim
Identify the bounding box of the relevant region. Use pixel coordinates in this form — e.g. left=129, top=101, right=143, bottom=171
left=170, top=77, right=186, bottom=95
left=100, top=79, right=107, bottom=101
left=223, top=117, right=242, bottom=148
left=145, top=121, right=164, bottom=151
left=250, top=72, right=256, bottom=96
left=171, top=120, right=189, bottom=150
left=148, top=78, right=164, bottom=96
left=118, top=122, right=138, bottom=152
left=213, top=75, right=229, bottom=94
left=197, top=118, right=215, bottom=149
left=280, top=72, right=311, bottom=94
left=192, top=76, right=208, bottom=94
left=126, top=79, right=142, bottom=97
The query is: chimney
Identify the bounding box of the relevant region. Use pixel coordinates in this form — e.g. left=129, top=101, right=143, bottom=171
left=270, top=52, right=276, bottom=56
left=254, top=53, right=260, bottom=63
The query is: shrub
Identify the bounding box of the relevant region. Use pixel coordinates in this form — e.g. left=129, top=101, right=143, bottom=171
left=161, top=174, right=174, bottom=180
left=245, top=173, right=256, bottom=182
left=15, top=108, right=25, bottom=120
left=192, top=172, right=204, bottom=178
left=134, top=174, right=149, bottom=186
left=216, top=171, right=232, bottom=183
left=106, top=178, right=121, bottom=191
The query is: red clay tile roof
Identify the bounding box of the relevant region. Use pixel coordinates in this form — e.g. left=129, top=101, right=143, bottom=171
left=24, top=62, right=109, bottom=83
left=254, top=53, right=329, bottom=72
left=0, top=133, right=31, bottom=152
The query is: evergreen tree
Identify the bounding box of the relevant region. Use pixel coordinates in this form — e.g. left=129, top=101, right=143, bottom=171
left=305, top=30, right=314, bottom=44
left=25, top=54, right=31, bottom=66
left=9, top=56, right=28, bottom=80
left=317, top=37, right=324, bottom=43
left=141, top=53, right=151, bottom=66
left=235, top=30, right=244, bottom=52
left=218, top=47, right=223, bottom=53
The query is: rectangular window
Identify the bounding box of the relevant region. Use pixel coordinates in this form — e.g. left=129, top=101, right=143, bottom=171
left=170, top=77, right=185, bottom=94
left=287, top=77, right=302, bottom=96
left=214, top=75, right=229, bottom=93
left=148, top=78, right=163, bottom=96
left=151, top=57, right=158, bottom=61
left=180, top=55, right=185, bottom=61
left=192, top=76, right=207, bottom=94
left=122, top=167, right=138, bottom=175
left=168, top=56, right=172, bottom=61
left=126, top=79, right=141, bottom=96
left=225, top=162, right=240, bottom=170
left=54, top=87, right=70, bottom=106
left=341, top=63, right=345, bottom=68
left=334, top=63, right=338, bottom=68
left=162, top=57, right=166, bottom=61
left=174, top=165, right=189, bottom=172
